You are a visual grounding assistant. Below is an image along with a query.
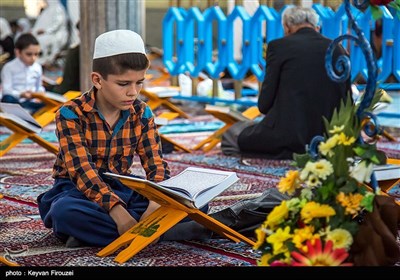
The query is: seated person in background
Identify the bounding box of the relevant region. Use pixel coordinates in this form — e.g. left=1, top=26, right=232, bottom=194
left=37, top=30, right=210, bottom=248
left=45, top=21, right=80, bottom=95
left=0, top=17, right=15, bottom=65
left=221, top=6, right=352, bottom=159
left=31, top=0, right=69, bottom=68
left=14, top=18, right=32, bottom=42
left=9, top=19, right=19, bottom=40
left=1, top=33, right=45, bottom=112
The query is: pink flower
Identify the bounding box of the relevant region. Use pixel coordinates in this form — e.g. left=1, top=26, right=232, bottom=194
left=291, top=239, right=353, bottom=266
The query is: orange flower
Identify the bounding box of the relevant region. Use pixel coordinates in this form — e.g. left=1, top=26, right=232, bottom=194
left=291, top=239, right=353, bottom=266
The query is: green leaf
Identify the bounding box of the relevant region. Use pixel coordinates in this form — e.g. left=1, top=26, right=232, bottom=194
left=340, top=220, right=359, bottom=235
left=339, top=179, right=358, bottom=193
left=293, top=153, right=311, bottom=168
left=318, top=181, right=335, bottom=201
left=374, top=151, right=387, bottom=165
left=361, top=193, right=375, bottom=212
left=329, top=212, right=342, bottom=228
left=389, top=0, right=400, bottom=13
left=371, top=5, right=383, bottom=20
left=353, top=146, right=366, bottom=157
left=364, top=89, right=385, bottom=113
left=331, top=145, right=351, bottom=177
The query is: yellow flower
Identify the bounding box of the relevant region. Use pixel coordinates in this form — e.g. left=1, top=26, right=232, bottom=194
left=286, top=197, right=302, bottom=212
left=336, top=192, right=364, bottom=215
left=305, top=174, right=320, bottom=188
left=337, top=132, right=356, bottom=146
left=265, top=201, right=289, bottom=229
left=257, top=253, right=273, bottom=266
left=254, top=226, right=267, bottom=250
left=300, top=161, right=315, bottom=180
left=278, top=170, right=301, bottom=195
left=312, top=159, right=334, bottom=180
left=326, top=228, right=353, bottom=250
left=301, top=201, right=336, bottom=224
left=329, top=125, right=344, bottom=134
left=292, top=226, right=318, bottom=252
left=266, top=226, right=292, bottom=255
left=301, top=160, right=333, bottom=181
left=319, top=134, right=339, bottom=157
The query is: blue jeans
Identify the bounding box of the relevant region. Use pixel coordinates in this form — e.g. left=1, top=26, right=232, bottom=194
left=37, top=176, right=209, bottom=247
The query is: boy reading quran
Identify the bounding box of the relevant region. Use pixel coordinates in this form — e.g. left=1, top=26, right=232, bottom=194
left=37, top=30, right=210, bottom=248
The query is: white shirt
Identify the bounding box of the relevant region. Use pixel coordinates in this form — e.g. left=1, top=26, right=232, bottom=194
left=1, top=57, right=45, bottom=99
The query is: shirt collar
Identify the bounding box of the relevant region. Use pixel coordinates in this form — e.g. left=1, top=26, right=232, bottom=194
left=81, top=87, right=98, bottom=113
left=81, top=86, right=138, bottom=117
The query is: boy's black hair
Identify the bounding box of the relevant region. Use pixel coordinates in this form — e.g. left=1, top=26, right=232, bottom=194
left=15, top=33, right=39, bottom=51
left=92, top=53, right=149, bottom=79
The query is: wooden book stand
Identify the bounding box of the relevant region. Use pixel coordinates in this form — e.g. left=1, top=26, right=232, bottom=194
left=0, top=111, right=58, bottom=156
left=193, top=106, right=261, bottom=152
left=97, top=176, right=255, bottom=264
left=379, top=158, right=400, bottom=205
left=31, top=90, right=81, bottom=118
left=141, top=87, right=189, bottom=119
left=0, top=91, right=80, bottom=157
left=364, top=158, right=400, bottom=205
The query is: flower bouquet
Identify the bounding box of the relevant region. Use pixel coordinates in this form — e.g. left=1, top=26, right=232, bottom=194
left=253, top=90, right=400, bottom=266
left=253, top=0, right=400, bottom=266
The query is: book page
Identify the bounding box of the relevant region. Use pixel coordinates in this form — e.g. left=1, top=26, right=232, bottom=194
left=0, top=102, right=42, bottom=128
left=374, top=164, right=400, bottom=181
left=205, top=104, right=230, bottom=113
left=0, top=112, right=42, bottom=133
left=44, top=91, right=68, bottom=103
left=103, top=169, right=238, bottom=209
left=144, top=87, right=180, bottom=98
left=154, top=117, right=169, bottom=126
left=159, top=168, right=229, bottom=199
left=42, top=75, right=58, bottom=85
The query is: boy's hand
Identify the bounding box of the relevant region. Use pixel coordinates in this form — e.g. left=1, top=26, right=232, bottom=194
left=21, top=91, right=33, bottom=99
left=140, top=200, right=160, bottom=222
left=140, top=201, right=161, bottom=245
left=109, top=204, right=138, bottom=235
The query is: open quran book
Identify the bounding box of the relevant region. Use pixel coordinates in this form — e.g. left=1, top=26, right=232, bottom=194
left=374, top=164, right=400, bottom=182
left=104, top=167, right=238, bottom=208
left=0, top=102, right=42, bottom=133
left=142, top=86, right=180, bottom=98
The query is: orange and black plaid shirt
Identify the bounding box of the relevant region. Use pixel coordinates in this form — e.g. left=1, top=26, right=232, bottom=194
left=52, top=88, right=170, bottom=211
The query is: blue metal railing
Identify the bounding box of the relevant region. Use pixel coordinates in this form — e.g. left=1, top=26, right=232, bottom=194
left=161, top=2, right=400, bottom=104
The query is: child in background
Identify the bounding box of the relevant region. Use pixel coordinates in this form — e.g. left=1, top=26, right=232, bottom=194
left=0, top=17, right=15, bottom=64
left=37, top=30, right=210, bottom=248
left=1, top=33, right=44, bottom=112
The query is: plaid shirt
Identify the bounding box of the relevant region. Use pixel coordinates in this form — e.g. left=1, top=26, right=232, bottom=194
left=52, top=88, right=170, bottom=211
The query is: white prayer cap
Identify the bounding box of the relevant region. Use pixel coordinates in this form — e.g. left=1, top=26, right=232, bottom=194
left=93, top=29, right=146, bottom=59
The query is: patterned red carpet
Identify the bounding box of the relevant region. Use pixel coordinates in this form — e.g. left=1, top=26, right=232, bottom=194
left=0, top=119, right=399, bottom=267
left=0, top=140, right=272, bottom=267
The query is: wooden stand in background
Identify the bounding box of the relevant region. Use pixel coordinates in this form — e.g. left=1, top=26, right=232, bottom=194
left=141, top=87, right=189, bottom=119
left=0, top=112, right=58, bottom=156
left=193, top=106, right=261, bottom=152
left=0, top=91, right=80, bottom=157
